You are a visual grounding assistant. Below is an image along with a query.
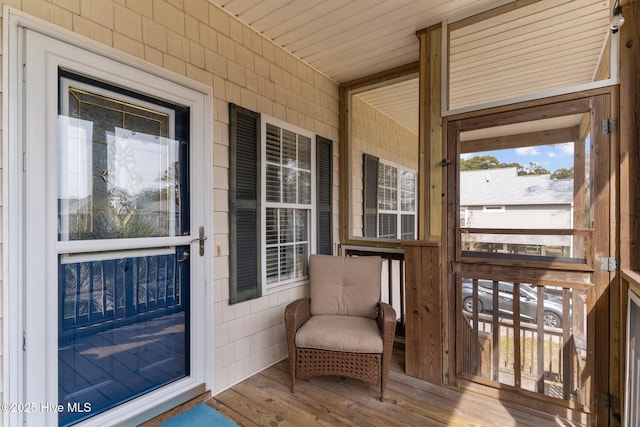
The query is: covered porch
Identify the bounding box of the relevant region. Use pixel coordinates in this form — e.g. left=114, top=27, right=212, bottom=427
left=2, top=0, right=640, bottom=426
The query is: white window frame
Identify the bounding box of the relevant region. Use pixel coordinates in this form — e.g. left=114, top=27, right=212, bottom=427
left=460, top=207, right=470, bottom=227
left=399, top=168, right=417, bottom=239
left=377, top=160, right=417, bottom=239
left=260, top=115, right=316, bottom=294
left=4, top=8, right=213, bottom=427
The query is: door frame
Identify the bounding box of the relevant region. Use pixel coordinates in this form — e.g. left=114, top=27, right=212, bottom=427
left=3, top=8, right=213, bottom=427
left=443, top=88, right=617, bottom=425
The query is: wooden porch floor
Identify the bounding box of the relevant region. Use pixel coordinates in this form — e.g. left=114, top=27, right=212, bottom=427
left=206, top=346, right=586, bottom=427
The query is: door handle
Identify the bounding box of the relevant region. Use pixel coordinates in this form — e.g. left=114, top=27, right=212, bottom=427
left=191, top=226, right=207, bottom=256
left=177, top=251, right=190, bottom=263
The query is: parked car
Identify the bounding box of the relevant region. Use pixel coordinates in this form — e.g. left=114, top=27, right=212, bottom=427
left=461, top=279, right=564, bottom=328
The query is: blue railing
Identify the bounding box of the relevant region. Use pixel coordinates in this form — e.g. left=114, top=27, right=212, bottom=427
left=58, top=247, right=187, bottom=338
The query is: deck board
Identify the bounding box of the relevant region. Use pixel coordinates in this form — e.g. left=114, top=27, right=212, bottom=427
left=209, top=347, right=587, bottom=427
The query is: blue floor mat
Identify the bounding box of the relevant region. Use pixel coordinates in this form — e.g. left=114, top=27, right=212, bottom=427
left=159, top=403, right=238, bottom=427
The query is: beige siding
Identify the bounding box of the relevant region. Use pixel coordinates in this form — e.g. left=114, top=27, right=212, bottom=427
left=0, top=0, right=340, bottom=410
left=350, top=96, right=418, bottom=237
left=466, top=205, right=573, bottom=230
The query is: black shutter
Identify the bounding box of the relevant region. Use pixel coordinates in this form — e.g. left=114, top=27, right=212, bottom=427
left=316, top=136, right=333, bottom=255
left=363, top=153, right=379, bottom=237
left=229, top=104, right=261, bottom=304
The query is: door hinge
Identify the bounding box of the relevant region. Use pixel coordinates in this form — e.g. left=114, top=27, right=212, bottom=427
left=601, top=392, right=618, bottom=409
left=600, top=257, right=618, bottom=272
left=23, top=332, right=26, bottom=351
left=602, top=118, right=618, bottom=134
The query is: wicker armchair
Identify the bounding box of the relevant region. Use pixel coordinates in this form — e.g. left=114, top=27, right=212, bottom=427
left=285, top=254, right=396, bottom=401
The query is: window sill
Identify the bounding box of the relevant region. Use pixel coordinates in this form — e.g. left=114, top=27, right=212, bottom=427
left=264, top=278, right=309, bottom=296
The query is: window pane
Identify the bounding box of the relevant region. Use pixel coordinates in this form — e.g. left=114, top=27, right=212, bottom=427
left=379, top=213, right=396, bottom=238
left=283, top=129, right=297, bottom=165
left=401, top=214, right=415, bottom=239
left=266, top=164, right=281, bottom=202
left=58, top=88, right=183, bottom=241
left=283, top=167, right=297, bottom=203
left=266, top=247, right=279, bottom=284
left=378, top=163, right=397, bottom=211
left=295, top=244, right=308, bottom=278
left=266, top=208, right=278, bottom=244
left=298, top=135, right=311, bottom=170
left=59, top=250, right=187, bottom=425
left=266, top=123, right=281, bottom=164
left=279, top=209, right=294, bottom=243
left=299, top=170, right=311, bottom=204
left=295, top=209, right=308, bottom=242
left=279, top=245, right=294, bottom=281
left=265, top=208, right=309, bottom=285
left=384, top=187, right=397, bottom=210
left=401, top=171, right=416, bottom=212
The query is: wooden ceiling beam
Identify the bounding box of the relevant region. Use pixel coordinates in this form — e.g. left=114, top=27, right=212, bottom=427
left=461, top=126, right=579, bottom=153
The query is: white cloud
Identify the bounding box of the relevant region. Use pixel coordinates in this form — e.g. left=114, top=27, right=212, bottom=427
left=558, top=142, right=574, bottom=155
left=548, top=152, right=557, bottom=158
left=515, top=146, right=540, bottom=156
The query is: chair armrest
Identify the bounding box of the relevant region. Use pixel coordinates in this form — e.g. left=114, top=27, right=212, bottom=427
left=285, top=298, right=311, bottom=339
left=377, top=302, right=397, bottom=340
left=377, top=301, right=396, bottom=399
left=285, top=298, right=311, bottom=385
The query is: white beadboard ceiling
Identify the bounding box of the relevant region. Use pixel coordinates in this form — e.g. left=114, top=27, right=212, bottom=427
left=210, top=0, right=511, bottom=83
left=354, top=76, right=420, bottom=134
left=449, top=0, right=611, bottom=110
left=210, top=0, right=612, bottom=135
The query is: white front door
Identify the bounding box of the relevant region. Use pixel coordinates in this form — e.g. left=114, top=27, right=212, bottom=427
left=11, top=24, right=212, bottom=427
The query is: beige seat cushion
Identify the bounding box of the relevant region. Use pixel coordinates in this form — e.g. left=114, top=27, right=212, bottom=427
left=295, top=315, right=383, bottom=353
left=309, top=254, right=381, bottom=319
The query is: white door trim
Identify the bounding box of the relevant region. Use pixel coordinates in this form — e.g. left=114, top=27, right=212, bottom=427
left=3, top=8, right=213, bottom=427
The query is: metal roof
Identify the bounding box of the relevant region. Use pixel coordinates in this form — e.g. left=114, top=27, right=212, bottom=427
left=460, top=168, right=574, bottom=206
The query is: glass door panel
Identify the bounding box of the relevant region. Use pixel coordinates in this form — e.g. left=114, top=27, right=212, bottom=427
left=57, top=74, right=191, bottom=426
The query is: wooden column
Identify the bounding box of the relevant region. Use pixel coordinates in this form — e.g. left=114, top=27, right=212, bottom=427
left=416, top=24, right=443, bottom=241
left=620, top=0, right=640, bottom=270
left=410, top=23, right=445, bottom=386
left=402, top=240, right=442, bottom=384
left=619, top=0, right=639, bottom=423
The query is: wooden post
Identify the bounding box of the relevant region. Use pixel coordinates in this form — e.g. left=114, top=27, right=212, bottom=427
left=618, top=0, right=639, bottom=423
left=416, top=24, right=443, bottom=241
left=402, top=240, right=442, bottom=384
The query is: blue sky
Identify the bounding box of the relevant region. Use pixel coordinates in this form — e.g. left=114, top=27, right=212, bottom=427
left=461, top=141, right=587, bottom=173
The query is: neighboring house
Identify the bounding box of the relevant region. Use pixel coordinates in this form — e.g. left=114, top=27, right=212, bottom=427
left=460, top=168, right=574, bottom=255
